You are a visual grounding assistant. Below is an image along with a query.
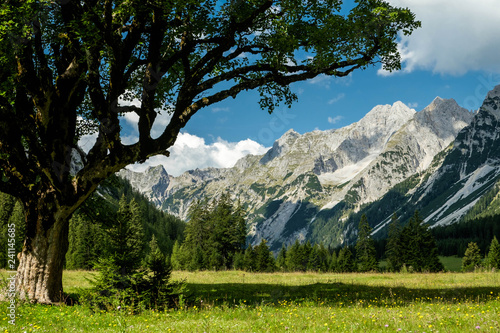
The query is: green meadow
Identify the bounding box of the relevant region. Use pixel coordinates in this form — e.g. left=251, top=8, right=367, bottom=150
left=1, top=269, right=500, bottom=332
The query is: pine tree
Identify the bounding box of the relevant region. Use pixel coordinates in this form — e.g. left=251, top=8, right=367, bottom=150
left=276, top=243, right=287, bottom=272
left=329, top=250, right=338, bottom=272
left=308, top=245, right=320, bottom=271
left=317, top=243, right=330, bottom=272
left=286, top=240, right=305, bottom=272
left=184, top=198, right=210, bottom=268
left=486, top=236, right=500, bottom=270
left=355, top=214, right=378, bottom=272
left=386, top=213, right=403, bottom=272
left=462, top=242, right=483, bottom=272
left=170, top=240, right=183, bottom=271
left=189, top=246, right=205, bottom=271
left=337, top=247, right=356, bottom=273
left=243, top=245, right=257, bottom=272
left=108, top=196, right=145, bottom=276
left=232, top=251, right=245, bottom=271
left=399, top=211, right=443, bottom=272
left=255, top=239, right=275, bottom=272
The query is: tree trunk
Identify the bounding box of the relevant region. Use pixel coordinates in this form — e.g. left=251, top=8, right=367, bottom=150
left=15, top=194, right=71, bottom=304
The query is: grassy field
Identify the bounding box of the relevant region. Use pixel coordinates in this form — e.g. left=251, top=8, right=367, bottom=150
left=1, top=270, right=500, bottom=332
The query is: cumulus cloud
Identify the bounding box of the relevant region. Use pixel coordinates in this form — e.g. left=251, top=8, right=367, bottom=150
left=77, top=95, right=268, bottom=176
left=328, top=115, right=343, bottom=124
left=380, top=0, right=500, bottom=76
left=126, top=133, right=269, bottom=176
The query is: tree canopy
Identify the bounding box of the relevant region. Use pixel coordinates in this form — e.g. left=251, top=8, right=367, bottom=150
left=0, top=0, right=419, bottom=303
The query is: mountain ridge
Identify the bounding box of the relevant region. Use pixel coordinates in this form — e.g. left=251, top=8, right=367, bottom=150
left=118, top=90, right=485, bottom=250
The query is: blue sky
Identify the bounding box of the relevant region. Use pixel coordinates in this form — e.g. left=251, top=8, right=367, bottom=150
left=79, top=0, right=500, bottom=176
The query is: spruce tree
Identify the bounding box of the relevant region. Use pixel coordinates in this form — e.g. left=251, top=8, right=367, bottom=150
left=308, top=245, right=320, bottom=271
left=134, top=234, right=176, bottom=309
left=355, top=214, right=378, bottom=272
left=462, top=242, right=482, bottom=272
left=276, top=243, right=287, bottom=272
left=232, top=251, right=245, bottom=271
left=109, top=196, right=145, bottom=276
left=337, top=247, right=356, bottom=273
left=399, top=211, right=443, bottom=272
left=486, top=236, right=500, bottom=270
left=170, top=240, right=183, bottom=271
left=329, top=250, right=338, bottom=272
left=243, top=245, right=257, bottom=272
left=286, top=240, right=304, bottom=272
left=386, top=213, right=403, bottom=272
left=317, top=243, right=330, bottom=272
left=255, top=239, right=275, bottom=272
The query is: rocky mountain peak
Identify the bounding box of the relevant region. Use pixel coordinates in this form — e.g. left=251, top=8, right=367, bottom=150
left=260, top=129, right=300, bottom=164
left=481, top=84, right=500, bottom=119
left=356, top=101, right=415, bottom=136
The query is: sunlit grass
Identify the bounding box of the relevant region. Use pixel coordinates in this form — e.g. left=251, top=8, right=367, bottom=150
left=1, top=270, right=500, bottom=332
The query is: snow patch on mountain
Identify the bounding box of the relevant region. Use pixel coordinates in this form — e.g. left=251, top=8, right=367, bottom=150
left=425, top=164, right=500, bottom=227
left=318, top=153, right=379, bottom=186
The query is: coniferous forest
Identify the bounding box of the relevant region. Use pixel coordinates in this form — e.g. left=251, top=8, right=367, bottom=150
left=1, top=176, right=500, bottom=275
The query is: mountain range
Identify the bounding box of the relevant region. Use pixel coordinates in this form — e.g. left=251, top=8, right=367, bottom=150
left=119, top=85, right=500, bottom=251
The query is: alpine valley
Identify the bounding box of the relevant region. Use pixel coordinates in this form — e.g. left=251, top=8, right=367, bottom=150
left=118, top=85, right=500, bottom=251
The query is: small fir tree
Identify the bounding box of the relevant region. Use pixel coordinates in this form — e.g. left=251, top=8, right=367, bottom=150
left=170, top=240, right=183, bottom=271
left=486, top=236, right=500, bottom=270
left=329, top=250, right=338, bottom=272
left=337, top=247, right=356, bottom=273
left=255, top=239, right=275, bottom=272
left=399, top=211, right=443, bottom=272
left=308, top=245, right=320, bottom=271
left=462, top=242, right=483, bottom=272
left=386, top=213, right=403, bottom=272
left=243, top=245, right=257, bottom=272
left=276, top=243, right=287, bottom=272
left=355, top=214, right=378, bottom=272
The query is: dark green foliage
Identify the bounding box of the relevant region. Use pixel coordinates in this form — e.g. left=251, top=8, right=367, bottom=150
left=433, top=213, right=500, bottom=257
left=285, top=240, right=311, bottom=272
left=85, top=199, right=183, bottom=311
left=486, top=236, right=500, bottom=270
left=462, top=242, right=483, bottom=272
left=254, top=239, right=275, bottom=272
left=386, top=213, right=403, bottom=272
left=329, top=250, right=338, bottom=272
left=337, top=247, right=356, bottom=273
left=355, top=214, right=378, bottom=272
left=66, top=214, right=106, bottom=270
left=276, top=243, right=287, bottom=272
left=243, top=245, right=257, bottom=272
left=399, top=211, right=443, bottom=272
left=170, top=240, right=183, bottom=271
left=131, top=235, right=182, bottom=310
left=109, top=196, right=145, bottom=275
left=180, top=194, right=247, bottom=271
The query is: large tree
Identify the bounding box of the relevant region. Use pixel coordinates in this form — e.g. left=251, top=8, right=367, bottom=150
left=0, top=0, right=419, bottom=303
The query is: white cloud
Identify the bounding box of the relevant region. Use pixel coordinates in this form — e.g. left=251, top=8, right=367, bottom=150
left=380, top=0, right=500, bottom=75
left=328, top=116, right=343, bottom=124
left=407, top=102, right=418, bottom=109
left=212, top=107, right=230, bottom=113
left=328, top=93, right=346, bottom=105
left=80, top=95, right=268, bottom=177
left=309, top=74, right=332, bottom=89
left=126, top=133, right=269, bottom=176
